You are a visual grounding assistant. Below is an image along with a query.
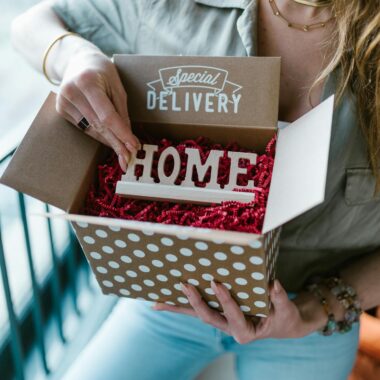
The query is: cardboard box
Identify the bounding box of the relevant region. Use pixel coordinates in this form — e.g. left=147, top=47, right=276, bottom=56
left=0, top=55, right=334, bottom=316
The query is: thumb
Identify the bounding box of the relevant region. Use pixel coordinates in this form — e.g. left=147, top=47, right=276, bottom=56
left=270, top=280, right=290, bottom=310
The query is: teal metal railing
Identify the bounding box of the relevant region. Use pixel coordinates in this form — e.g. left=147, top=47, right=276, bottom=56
left=0, top=146, right=92, bottom=380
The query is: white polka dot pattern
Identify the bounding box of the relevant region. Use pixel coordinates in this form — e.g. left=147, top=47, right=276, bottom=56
left=202, top=273, right=214, bottom=281
left=195, top=241, right=208, bottom=251
left=102, top=246, right=114, bottom=254
left=235, top=278, right=247, bottom=285
left=199, top=258, right=211, bottom=266
left=152, top=260, right=164, bottom=268
left=139, top=265, right=150, bottom=273
left=184, top=264, right=196, bottom=272
left=76, top=223, right=272, bottom=317
left=170, top=269, right=182, bottom=277
left=161, top=237, right=174, bottom=246
left=76, top=222, right=89, bottom=228
left=90, top=252, right=102, bottom=260
left=128, top=233, right=140, bottom=242
left=156, top=274, right=168, bottom=282
left=83, top=236, right=95, bottom=244
left=147, top=243, right=159, bottom=252
left=217, top=268, right=229, bottom=276
left=254, top=301, right=267, bottom=308
left=179, top=248, right=192, bottom=256
left=230, top=246, right=244, bottom=255
left=208, top=301, right=219, bottom=308
left=177, top=297, right=189, bottom=304
left=232, top=262, right=246, bottom=271
left=165, top=254, right=177, bottom=262
left=249, top=256, right=263, bottom=265
left=126, top=270, right=137, bottom=278
left=214, top=252, right=227, bottom=261
left=205, top=287, right=215, bottom=295
left=253, top=287, right=265, bottom=295
left=115, top=239, right=127, bottom=248
left=133, top=250, right=145, bottom=258
left=96, top=229, right=108, bottom=238
left=251, top=272, right=265, bottom=280
left=102, top=280, right=113, bottom=288
left=108, top=261, right=120, bottom=269
left=144, top=279, right=155, bottom=287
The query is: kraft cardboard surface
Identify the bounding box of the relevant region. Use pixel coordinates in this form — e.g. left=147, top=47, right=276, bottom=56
left=114, top=55, right=280, bottom=129
left=0, top=93, right=101, bottom=212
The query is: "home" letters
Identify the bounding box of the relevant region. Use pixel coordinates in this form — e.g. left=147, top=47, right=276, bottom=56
left=116, top=144, right=257, bottom=204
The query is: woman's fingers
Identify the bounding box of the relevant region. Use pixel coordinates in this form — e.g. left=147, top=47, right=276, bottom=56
left=60, top=82, right=99, bottom=126
left=211, top=281, right=255, bottom=344
left=57, top=87, right=108, bottom=144
left=56, top=91, right=130, bottom=171
left=56, top=94, right=82, bottom=124
left=152, top=303, right=198, bottom=317
left=80, top=83, right=139, bottom=152
left=110, top=85, right=140, bottom=154
left=98, top=127, right=130, bottom=171
left=182, top=284, right=229, bottom=332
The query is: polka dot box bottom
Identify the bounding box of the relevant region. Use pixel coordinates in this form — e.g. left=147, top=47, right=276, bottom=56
left=73, top=221, right=281, bottom=317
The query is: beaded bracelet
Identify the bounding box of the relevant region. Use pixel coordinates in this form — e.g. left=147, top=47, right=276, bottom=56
left=323, top=277, right=362, bottom=334
left=307, top=283, right=337, bottom=336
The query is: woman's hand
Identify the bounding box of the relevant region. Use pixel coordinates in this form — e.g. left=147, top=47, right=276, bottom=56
left=153, top=280, right=330, bottom=344
left=56, top=45, right=139, bottom=171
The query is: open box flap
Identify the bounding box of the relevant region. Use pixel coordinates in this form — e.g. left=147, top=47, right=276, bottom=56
left=262, top=95, right=335, bottom=234
left=114, top=55, right=280, bottom=129
left=0, top=93, right=101, bottom=212
left=36, top=212, right=261, bottom=245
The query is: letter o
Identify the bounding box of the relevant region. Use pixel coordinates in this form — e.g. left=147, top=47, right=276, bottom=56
left=157, top=147, right=181, bottom=185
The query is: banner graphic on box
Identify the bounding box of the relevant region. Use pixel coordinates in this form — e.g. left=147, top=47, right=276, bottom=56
left=146, top=65, right=243, bottom=114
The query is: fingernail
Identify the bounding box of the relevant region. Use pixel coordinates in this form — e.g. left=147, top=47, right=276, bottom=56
left=180, top=282, right=189, bottom=296
left=210, top=280, right=219, bottom=295
left=118, top=154, right=127, bottom=172
left=274, top=280, right=281, bottom=294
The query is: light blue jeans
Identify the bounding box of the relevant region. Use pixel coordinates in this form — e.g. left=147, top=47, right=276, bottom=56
left=63, top=298, right=359, bottom=380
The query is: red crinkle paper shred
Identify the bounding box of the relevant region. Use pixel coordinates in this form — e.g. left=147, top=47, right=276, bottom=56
left=83, top=136, right=276, bottom=234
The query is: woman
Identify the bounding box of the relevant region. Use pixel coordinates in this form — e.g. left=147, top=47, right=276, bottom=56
left=11, top=1, right=380, bottom=379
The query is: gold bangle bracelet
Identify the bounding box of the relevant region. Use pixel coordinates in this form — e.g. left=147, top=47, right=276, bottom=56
left=42, top=31, right=78, bottom=86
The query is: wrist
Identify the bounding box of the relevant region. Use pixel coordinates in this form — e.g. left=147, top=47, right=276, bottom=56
left=48, top=35, right=101, bottom=82
left=294, top=291, right=329, bottom=332
left=322, top=284, right=346, bottom=321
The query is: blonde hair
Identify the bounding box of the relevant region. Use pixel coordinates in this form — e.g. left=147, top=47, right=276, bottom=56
left=312, top=1, right=380, bottom=192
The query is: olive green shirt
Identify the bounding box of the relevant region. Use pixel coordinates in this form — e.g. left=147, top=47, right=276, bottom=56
left=52, top=0, right=380, bottom=291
